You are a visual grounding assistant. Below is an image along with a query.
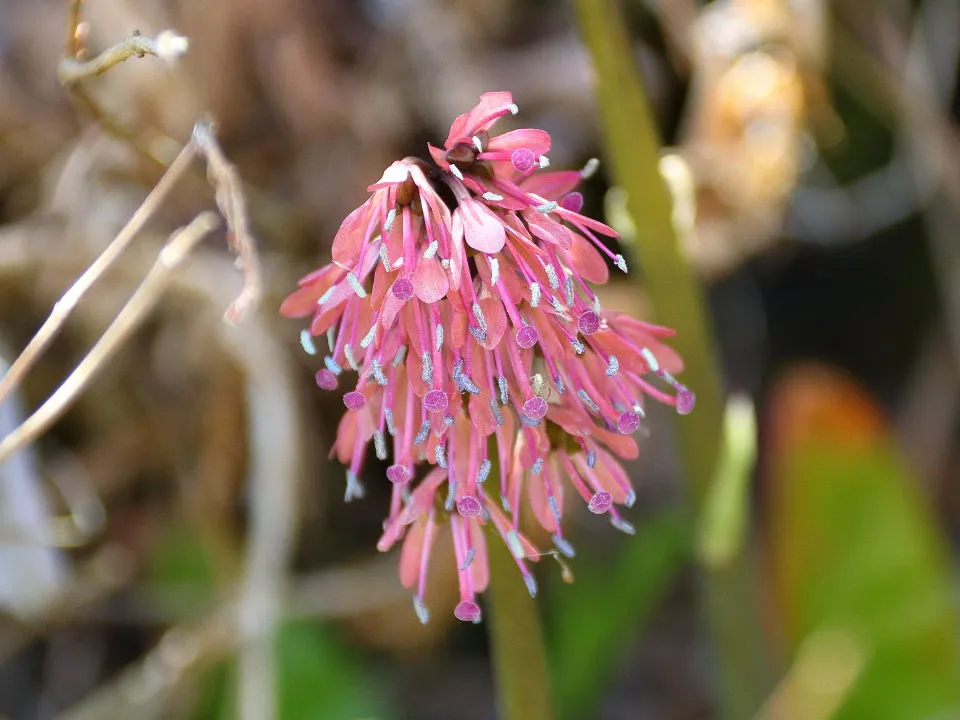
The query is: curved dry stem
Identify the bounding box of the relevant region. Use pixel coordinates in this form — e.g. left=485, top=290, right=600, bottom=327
left=0, top=212, right=220, bottom=465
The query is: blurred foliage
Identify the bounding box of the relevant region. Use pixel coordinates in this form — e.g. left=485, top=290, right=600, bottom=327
left=149, top=524, right=385, bottom=720
left=549, top=506, right=692, bottom=719
left=768, top=367, right=960, bottom=719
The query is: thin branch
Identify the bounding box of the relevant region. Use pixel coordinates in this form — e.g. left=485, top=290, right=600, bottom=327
left=0, top=213, right=221, bottom=466
left=65, top=0, right=85, bottom=59
left=191, top=120, right=263, bottom=324
left=58, top=30, right=189, bottom=86
left=0, top=142, right=197, bottom=410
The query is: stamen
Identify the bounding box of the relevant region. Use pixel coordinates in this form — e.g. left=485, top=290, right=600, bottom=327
left=456, top=496, right=482, bottom=518
left=386, top=464, right=411, bottom=484
left=524, top=574, right=538, bottom=598
left=317, top=286, right=335, bottom=306
left=383, top=208, right=397, bottom=232
left=516, top=325, right=539, bottom=349
left=489, top=397, right=505, bottom=425
left=414, top=420, right=430, bottom=446
left=571, top=338, right=586, bottom=354
left=543, top=262, right=560, bottom=290
left=577, top=389, right=600, bottom=413
left=324, top=355, right=343, bottom=375
left=459, top=548, right=476, bottom=570
left=586, top=450, right=597, bottom=468
left=626, top=490, right=637, bottom=508
left=564, top=276, right=574, bottom=306
left=450, top=164, right=464, bottom=180
left=413, top=596, right=430, bottom=624
left=498, top=376, right=509, bottom=405
left=592, top=295, right=602, bottom=313
left=614, top=254, right=628, bottom=273
left=606, top=355, right=620, bottom=377
left=472, top=303, right=488, bottom=332
left=560, top=191, right=584, bottom=213
left=344, top=344, right=360, bottom=371
left=472, top=135, right=484, bottom=151
left=536, top=200, right=558, bottom=214
left=511, top=148, right=535, bottom=172
left=299, top=329, right=317, bottom=356
left=538, top=156, right=550, bottom=168
left=581, top=157, right=600, bottom=178
left=640, top=347, right=661, bottom=373
left=611, top=517, right=636, bottom=535
left=477, top=459, right=492, bottom=483
left=384, top=408, right=397, bottom=436
left=326, top=328, right=335, bottom=351
left=379, top=243, right=391, bottom=272
left=554, top=375, right=565, bottom=394
left=507, top=103, right=519, bottom=115
left=435, top=445, right=447, bottom=469
left=468, top=325, right=488, bottom=344
left=588, top=491, right=612, bottom=514
left=489, top=257, right=500, bottom=286
left=552, top=534, right=576, bottom=558
left=530, top=282, right=541, bottom=307
left=506, top=531, right=525, bottom=558
left=392, top=277, right=414, bottom=301
left=315, top=368, right=338, bottom=391
left=531, top=457, right=544, bottom=474
left=435, top=324, right=444, bottom=351
left=359, top=324, right=377, bottom=349
left=343, top=391, right=366, bottom=410
left=345, top=471, right=365, bottom=501
left=423, top=240, right=439, bottom=259
left=346, top=272, right=367, bottom=298
left=373, top=430, right=387, bottom=460
left=392, top=344, right=408, bottom=367
left=548, top=496, right=561, bottom=523
left=482, top=191, right=504, bottom=202
left=421, top=352, right=433, bottom=382
left=371, top=358, right=387, bottom=386
left=445, top=481, right=456, bottom=511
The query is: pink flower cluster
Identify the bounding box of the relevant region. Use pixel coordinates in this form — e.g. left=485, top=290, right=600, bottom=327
left=282, top=92, right=693, bottom=623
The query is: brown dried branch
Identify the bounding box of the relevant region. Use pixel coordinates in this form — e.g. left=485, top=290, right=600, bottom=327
left=58, top=30, right=189, bottom=85
left=0, top=212, right=221, bottom=466
left=191, top=120, right=264, bottom=325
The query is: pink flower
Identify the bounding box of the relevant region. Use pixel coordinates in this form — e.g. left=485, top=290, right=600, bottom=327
left=282, top=92, right=694, bottom=622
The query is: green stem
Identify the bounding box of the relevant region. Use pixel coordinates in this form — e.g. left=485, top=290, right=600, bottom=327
left=575, top=1, right=775, bottom=716
left=487, top=538, right=555, bottom=720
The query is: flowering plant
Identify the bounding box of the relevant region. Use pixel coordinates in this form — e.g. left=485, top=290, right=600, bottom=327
left=282, top=92, right=693, bottom=623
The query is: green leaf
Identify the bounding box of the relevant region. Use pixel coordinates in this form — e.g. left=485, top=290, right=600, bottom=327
left=770, top=421, right=960, bottom=719
left=549, top=506, right=692, bottom=719
left=192, top=620, right=387, bottom=720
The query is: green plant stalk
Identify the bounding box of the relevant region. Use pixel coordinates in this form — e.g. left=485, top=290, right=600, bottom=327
left=575, top=1, right=774, bottom=716
left=487, top=538, right=555, bottom=720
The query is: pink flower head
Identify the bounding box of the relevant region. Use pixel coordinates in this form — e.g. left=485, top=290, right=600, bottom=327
left=282, top=92, right=694, bottom=623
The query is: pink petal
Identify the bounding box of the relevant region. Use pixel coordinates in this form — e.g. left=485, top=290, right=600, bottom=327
left=331, top=200, right=375, bottom=266
left=486, top=128, right=551, bottom=157
left=445, top=91, right=514, bottom=147
left=519, top=171, right=583, bottom=200
left=411, top=256, right=449, bottom=303
left=398, top=515, right=426, bottom=588
left=569, top=232, right=610, bottom=284
left=457, top=200, right=506, bottom=253
left=469, top=523, right=490, bottom=593
left=522, top=209, right=572, bottom=249
left=367, top=160, right=411, bottom=190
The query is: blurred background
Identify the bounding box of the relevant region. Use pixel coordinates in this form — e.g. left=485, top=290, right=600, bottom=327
left=0, top=0, right=959, bottom=718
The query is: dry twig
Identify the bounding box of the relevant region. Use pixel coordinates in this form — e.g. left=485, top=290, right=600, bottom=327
left=0, top=213, right=221, bottom=465
left=58, top=30, right=189, bottom=85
